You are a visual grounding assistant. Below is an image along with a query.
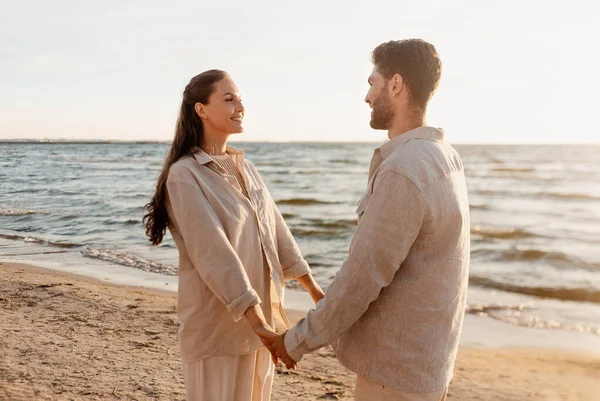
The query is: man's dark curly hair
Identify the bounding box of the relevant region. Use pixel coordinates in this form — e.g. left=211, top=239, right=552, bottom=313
left=371, top=39, right=442, bottom=110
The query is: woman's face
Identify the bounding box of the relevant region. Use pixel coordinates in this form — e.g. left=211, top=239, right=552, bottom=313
left=196, top=75, right=244, bottom=135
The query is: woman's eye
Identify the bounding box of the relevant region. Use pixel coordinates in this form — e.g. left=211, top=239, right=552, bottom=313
left=226, top=98, right=233, bottom=102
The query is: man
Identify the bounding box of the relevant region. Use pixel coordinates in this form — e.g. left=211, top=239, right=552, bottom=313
left=264, top=39, right=470, bottom=401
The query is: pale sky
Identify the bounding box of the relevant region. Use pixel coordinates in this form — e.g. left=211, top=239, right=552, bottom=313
left=1, top=0, right=598, bottom=143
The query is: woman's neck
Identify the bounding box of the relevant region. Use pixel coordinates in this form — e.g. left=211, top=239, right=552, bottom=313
left=202, top=128, right=229, bottom=155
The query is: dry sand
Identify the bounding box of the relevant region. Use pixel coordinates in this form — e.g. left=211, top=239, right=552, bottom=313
left=1, top=261, right=599, bottom=400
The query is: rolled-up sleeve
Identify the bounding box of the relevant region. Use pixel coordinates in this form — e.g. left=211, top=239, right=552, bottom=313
left=284, top=171, right=425, bottom=361
left=167, top=174, right=260, bottom=322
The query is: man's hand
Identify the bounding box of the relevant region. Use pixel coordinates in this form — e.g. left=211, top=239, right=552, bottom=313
left=256, top=330, right=297, bottom=369
left=272, top=332, right=297, bottom=370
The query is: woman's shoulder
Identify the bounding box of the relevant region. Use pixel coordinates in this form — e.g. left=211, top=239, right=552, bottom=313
left=243, top=156, right=257, bottom=169
left=167, top=155, right=198, bottom=183
left=242, top=157, right=262, bottom=178
left=242, top=157, right=270, bottom=191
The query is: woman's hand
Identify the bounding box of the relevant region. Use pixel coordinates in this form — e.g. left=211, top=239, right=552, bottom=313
left=244, top=304, right=280, bottom=364
left=296, top=273, right=325, bottom=304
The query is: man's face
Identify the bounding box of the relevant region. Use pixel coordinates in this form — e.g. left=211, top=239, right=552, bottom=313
left=365, top=66, right=393, bottom=130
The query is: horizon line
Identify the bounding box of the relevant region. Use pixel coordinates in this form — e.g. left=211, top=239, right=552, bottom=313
left=1, top=139, right=599, bottom=146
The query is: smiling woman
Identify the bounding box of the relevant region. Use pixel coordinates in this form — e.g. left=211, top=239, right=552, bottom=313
left=192, top=74, right=246, bottom=154
left=142, top=70, right=324, bottom=401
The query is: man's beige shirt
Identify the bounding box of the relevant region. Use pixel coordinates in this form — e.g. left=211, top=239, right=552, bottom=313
left=284, top=127, right=471, bottom=393
left=166, top=146, right=310, bottom=363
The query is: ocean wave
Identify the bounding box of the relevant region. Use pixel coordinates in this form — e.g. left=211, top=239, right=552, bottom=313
left=469, top=204, right=491, bottom=211
left=23, top=236, right=45, bottom=244
left=102, top=218, right=141, bottom=226
left=255, top=162, right=288, bottom=167
left=307, top=218, right=357, bottom=230
left=0, top=208, right=44, bottom=216
left=289, top=218, right=357, bottom=238
left=329, top=159, right=356, bottom=165
left=465, top=301, right=600, bottom=336
left=275, top=198, right=339, bottom=206
left=81, top=247, right=177, bottom=275
left=0, top=233, right=22, bottom=241
left=6, top=187, right=46, bottom=195
left=293, top=170, right=324, bottom=175
left=0, top=232, right=82, bottom=249
left=498, top=248, right=599, bottom=271
left=120, top=193, right=151, bottom=200
left=47, top=189, right=80, bottom=196
left=471, top=225, right=539, bottom=240
left=46, top=241, right=81, bottom=249
left=290, top=228, right=353, bottom=239
left=469, top=276, right=600, bottom=304
left=491, top=167, right=535, bottom=173
left=470, top=189, right=513, bottom=197
left=536, top=191, right=600, bottom=201
left=473, top=246, right=600, bottom=272
left=50, top=155, right=136, bottom=164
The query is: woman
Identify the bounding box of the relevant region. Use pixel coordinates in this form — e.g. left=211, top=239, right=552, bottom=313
left=143, top=69, right=324, bottom=401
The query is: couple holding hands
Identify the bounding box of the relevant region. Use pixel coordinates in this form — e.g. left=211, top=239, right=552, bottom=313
left=144, top=38, right=470, bottom=401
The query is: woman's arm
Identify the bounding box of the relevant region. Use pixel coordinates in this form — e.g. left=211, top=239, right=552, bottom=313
left=295, top=274, right=325, bottom=304
left=244, top=304, right=274, bottom=338
left=167, top=170, right=260, bottom=322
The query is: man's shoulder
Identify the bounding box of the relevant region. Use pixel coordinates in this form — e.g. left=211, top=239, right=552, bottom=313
left=380, top=139, right=462, bottom=189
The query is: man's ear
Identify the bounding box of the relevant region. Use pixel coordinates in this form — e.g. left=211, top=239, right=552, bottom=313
left=195, top=103, right=207, bottom=119
left=390, top=73, right=404, bottom=97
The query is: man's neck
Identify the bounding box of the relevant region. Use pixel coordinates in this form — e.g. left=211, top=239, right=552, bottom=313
left=387, top=111, right=426, bottom=140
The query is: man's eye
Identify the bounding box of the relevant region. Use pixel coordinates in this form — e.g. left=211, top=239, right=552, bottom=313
left=226, top=98, right=233, bottom=102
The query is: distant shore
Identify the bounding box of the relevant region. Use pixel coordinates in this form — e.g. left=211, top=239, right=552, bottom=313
left=2, top=261, right=600, bottom=400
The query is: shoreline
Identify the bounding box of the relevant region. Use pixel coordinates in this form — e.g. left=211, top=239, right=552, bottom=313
left=3, top=227, right=600, bottom=343
left=2, top=261, right=600, bottom=400
left=4, top=251, right=600, bottom=355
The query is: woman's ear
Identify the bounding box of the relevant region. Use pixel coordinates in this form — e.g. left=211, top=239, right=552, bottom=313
left=195, top=103, right=207, bottom=119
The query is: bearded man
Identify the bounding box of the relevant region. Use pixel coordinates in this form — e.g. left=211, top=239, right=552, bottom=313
left=262, top=39, right=471, bottom=401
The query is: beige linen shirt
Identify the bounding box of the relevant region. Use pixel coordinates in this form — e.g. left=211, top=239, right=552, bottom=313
left=166, top=146, right=310, bottom=363
left=284, top=127, right=470, bottom=393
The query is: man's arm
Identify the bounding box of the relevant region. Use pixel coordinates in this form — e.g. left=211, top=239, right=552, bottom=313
left=281, top=171, right=426, bottom=362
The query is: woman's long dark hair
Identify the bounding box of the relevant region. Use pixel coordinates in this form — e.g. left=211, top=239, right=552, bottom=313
left=143, top=69, right=228, bottom=245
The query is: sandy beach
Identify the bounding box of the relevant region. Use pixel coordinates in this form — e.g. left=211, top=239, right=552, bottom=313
left=1, top=261, right=600, bottom=401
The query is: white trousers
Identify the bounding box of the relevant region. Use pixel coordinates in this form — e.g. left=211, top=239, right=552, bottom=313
left=355, top=376, right=448, bottom=401
left=183, top=348, right=274, bottom=401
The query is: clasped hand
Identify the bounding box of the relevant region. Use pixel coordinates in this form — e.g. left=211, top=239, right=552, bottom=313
left=255, top=327, right=297, bottom=369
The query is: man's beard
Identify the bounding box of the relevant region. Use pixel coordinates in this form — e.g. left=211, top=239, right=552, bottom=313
left=369, top=89, right=393, bottom=130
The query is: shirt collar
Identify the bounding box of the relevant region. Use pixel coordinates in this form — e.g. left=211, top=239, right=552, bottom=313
left=192, top=145, right=245, bottom=165
left=378, top=126, right=444, bottom=160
